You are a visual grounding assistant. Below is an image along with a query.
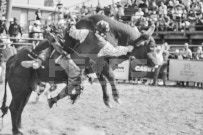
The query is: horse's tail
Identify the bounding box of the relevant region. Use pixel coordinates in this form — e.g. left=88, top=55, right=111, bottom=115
left=1, top=69, right=8, bottom=118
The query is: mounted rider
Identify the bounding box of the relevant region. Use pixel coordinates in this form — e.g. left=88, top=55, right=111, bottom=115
left=22, top=19, right=155, bottom=107
left=47, top=20, right=154, bottom=107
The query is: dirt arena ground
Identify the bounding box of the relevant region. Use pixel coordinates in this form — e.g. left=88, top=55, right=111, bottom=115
left=0, top=82, right=203, bottom=135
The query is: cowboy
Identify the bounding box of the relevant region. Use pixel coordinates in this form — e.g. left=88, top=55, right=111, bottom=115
left=25, top=20, right=135, bottom=71
left=47, top=20, right=155, bottom=107
left=8, top=18, right=22, bottom=43
left=69, top=20, right=134, bottom=57
left=30, top=20, right=42, bottom=40
left=22, top=20, right=155, bottom=107
left=0, top=17, right=8, bottom=38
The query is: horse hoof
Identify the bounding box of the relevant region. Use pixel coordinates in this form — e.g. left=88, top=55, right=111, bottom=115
left=113, top=97, right=122, bottom=104
left=104, top=100, right=113, bottom=108
left=47, top=98, right=57, bottom=108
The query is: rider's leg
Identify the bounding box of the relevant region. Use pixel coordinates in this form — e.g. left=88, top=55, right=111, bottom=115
left=133, top=24, right=155, bottom=46
left=152, top=65, right=161, bottom=86
left=47, top=56, right=82, bottom=108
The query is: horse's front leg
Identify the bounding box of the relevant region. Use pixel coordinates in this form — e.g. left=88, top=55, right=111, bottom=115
left=102, top=66, right=121, bottom=104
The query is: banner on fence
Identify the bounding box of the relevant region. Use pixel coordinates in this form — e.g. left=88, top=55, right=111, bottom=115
left=113, top=60, right=130, bottom=80
left=130, top=59, right=155, bottom=78
left=169, top=59, right=203, bottom=82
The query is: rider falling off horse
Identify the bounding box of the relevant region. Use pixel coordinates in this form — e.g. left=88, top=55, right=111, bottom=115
left=21, top=20, right=155, bottom=107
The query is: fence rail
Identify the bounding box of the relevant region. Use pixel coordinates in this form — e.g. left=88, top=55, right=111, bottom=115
left=0, top=37, right=43, bottom=41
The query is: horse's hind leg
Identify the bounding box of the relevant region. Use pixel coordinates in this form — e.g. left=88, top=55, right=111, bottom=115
left=17, top=89, right=32, bottom=129
left=102, top=66, right=121, bottom=104
left=9, top=97, right=24, bottom=135
left=97, top=73, right=112, bottom=108
left=9, top=88, right=32, bottom=135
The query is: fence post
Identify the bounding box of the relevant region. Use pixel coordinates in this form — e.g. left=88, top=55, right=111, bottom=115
left=6, top=0, right=13, bottom=27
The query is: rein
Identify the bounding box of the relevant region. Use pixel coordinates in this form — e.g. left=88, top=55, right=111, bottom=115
left=67, top=42, right=83, bottom=57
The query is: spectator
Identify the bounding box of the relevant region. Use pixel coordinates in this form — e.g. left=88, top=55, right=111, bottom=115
left=188, top=6, right=197, bottom=31
left=110, top=4, right=118, bottom=18
left=150, top=10, right=158, bottom=21
left=184, top=0, right=191, bottom=12
left=182, top=43, right=192, bottom=59
left=162, top=42, right=170, bottom=51
left=126, top=0, right=132, bottom=7
left=195, top=13, right=203, bottom=30
left=9, top=18, right=14, bottom=25
left=159, top=2, right=167, bottom=15
left=132, top=8, right=144, bottom=24
left=168, top=0, right=175, bottom=10
left=0, top=17, right=8, bottom=38
left=178, top=49, right=184, bottom=60
left=173, top=48, right=184, bottom=86
left=87, top=5, right=94, bottom=15
left=161, top=45, right=169, bottom=86
left=35, top=8, right=42, bottom=20
left=138, top=0, right=148, bottom=10
left=136, top=0, right=144, bottom=7
left=155, top=45, right=165, bottom=85
left=8, top=18, right=22, bottom=43
left=144, top=8, right=150, bottom=17
left=195, top=45, right=203, bottom=87
left=195, top=46, right=203, bottom=60
left=117, top=4, right=125, bottom=20
left=139, top=17, right=149, bottom=30
left=30, top=21, right=42, bottom=39
left=155, top=45, right=164, bottom=66
left=191, top=0, right=203, bottom=15
left=96, top=3, right=102, bottom=13
left=97, top=9, right=105, bottom=15
left=149, top=1, right=158, bottom=12
left=80, top=5, right=88, bottom=16
left=172, top=4, right=185, bottom=31
left=158, top=14, right=170, bottom=31
left=63, top=7, right=70, bottom=19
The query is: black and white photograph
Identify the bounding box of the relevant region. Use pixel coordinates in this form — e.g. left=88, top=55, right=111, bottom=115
left=0, top=0, right=203, bottom=135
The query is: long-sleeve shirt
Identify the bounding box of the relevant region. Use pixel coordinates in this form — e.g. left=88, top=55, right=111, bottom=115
left=8, top=23, right=22, bottom=36
left=69, top=25, right=132, bottom=57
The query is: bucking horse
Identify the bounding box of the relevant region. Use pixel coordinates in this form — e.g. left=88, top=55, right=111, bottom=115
left=1, top=15, right=156, bottom=135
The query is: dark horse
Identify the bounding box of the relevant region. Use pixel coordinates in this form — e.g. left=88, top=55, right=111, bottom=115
left=0, top=40, right=72, bottom=135
left=1, top=15, right=155, bottom=135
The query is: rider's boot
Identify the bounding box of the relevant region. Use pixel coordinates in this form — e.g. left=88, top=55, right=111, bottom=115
left=48, top=77, right=83, bottom=108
